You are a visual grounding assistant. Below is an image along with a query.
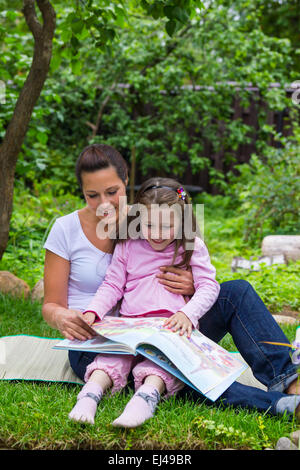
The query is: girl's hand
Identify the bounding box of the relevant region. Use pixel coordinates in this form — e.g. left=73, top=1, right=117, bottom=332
left=82, top=311, right=96, bottom=326
left=55, top=308, right=96, bottom=341
left=163, top=311, right=193, bottom=338
left=156, top=266, right=195, bottom=296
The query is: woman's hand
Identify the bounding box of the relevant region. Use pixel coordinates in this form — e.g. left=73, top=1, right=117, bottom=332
left=55, top=307, right=96, bottom=341
left=156, top=266, right=195, bottom=296
left=163, top=311, right=193, bottom=338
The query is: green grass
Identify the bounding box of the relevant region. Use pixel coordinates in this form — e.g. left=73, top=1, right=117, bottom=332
left=0, top=380, right=295, bottom=451
left=0, top=189, right=299, bottom=450
left=0, top=294, right=298, bottom=450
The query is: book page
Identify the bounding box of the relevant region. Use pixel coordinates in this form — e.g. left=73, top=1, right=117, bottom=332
left=140, top=326, right=247, bottom=395
left=54, top=335, right=130, bottom=353
left=93, top=316, right=248, bottom=397
left=92, top=316, right=165, bottom=351
left=55, top=316, right=248, bottom=400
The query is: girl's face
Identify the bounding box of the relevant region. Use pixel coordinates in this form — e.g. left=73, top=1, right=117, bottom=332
left=141, top=206, right=180, bottom=251
left=81, top=166, right=127, bottom=224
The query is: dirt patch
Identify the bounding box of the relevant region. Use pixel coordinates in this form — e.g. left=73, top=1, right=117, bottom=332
left=277, top=307, right=300, bottom=320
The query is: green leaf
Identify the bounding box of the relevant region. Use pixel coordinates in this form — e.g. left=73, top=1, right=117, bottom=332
left=148, top=4, right=164, bottom=20
left=71, top=18, right=84, bottom=35
left=36, top=132, right=48, bottom=145
left=70, top=35, right=80, bottom=50
left=50, top=53, right=62, bottom=73
left=165, top=19, right=177, bottom=37
left=61, top=28, right=72, bottom=43
left=71, top=60, right=82, bottom=75
left=163, top=6, right=175, bottom=19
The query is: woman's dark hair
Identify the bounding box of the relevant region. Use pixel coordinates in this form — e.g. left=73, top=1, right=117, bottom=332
left=119, top=177, right=200, bottom=269
left=75, top=144, right=128, bottom=189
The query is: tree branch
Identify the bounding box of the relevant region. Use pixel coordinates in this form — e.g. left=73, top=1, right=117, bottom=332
left=22, top=0, right=42, bottom=40
left=0, top=0, right=56, bottom=260
left=37, top=0, right=56, bottom=35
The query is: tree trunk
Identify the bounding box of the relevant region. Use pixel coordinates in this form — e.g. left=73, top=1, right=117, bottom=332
left=0, top=0, right=56, bottom=260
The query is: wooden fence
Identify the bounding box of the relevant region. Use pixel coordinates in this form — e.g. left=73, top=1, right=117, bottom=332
left=134, top=84, right=298, bottom=195
left=95, top=83, right=299, bottom=196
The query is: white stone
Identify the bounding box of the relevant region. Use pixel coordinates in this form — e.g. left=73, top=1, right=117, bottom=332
left=231, top=254, right=286, bottom=272
left=275, top=437, right=298, bottom=451
left=272, top=315, right=299, bottom=326
left=0, top=271, right=30, bottom=299
left=291, top=430, right=300, bottom=447
left=31, top=279, right=44, bottom=302
left=262, top=235, right=300, bottom=261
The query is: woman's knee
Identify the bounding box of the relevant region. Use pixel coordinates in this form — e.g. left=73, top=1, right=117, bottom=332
left=68, top=350, right=98, bottom=381
left=219, top=279, right=252, bottom=297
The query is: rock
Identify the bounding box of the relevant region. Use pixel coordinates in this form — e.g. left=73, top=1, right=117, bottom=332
left=31, top=279, right=44, bottom=302
left=272, top=315, right=299, bottom=326
left=291, top=430, right=300, bottom=447
left=272, top=314, right=299, bottom=325
left=262, top=235, right=300, bottom=262
left=0, top=271, right=30, bottom=299
left=275, top=437, right=299, bottom=450
left=231, top=254, right=286, bottom=272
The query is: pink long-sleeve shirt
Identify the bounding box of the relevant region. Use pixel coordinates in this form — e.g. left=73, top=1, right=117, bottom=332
left=85, top=237, right=220, bottom=329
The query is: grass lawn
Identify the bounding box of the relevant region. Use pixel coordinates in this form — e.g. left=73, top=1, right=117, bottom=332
left=0, top=192, right=299, bottom=450
left=0, top=295, right=298, bottom=451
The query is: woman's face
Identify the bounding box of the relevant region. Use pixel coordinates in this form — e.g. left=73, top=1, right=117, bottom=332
left=81, top=166, right=127, bottom=224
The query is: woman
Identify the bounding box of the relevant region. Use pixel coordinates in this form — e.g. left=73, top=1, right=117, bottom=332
left=42, top=143, right=299, bottom=420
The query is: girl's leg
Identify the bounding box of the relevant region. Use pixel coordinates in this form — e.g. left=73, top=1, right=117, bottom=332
left=68, top=369, right=112, bottom=424
left=112, top=375, right=164, bottom=428
left=69, top=354, right=135, bottom=424
left=112, top=359, right=184, bottom=428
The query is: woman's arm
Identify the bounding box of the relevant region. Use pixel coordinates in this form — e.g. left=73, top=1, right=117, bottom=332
left=176, top=239, right=220, bottom=328
left=84, top=242, right=128, bottom=320
left=156, top=266, right=195, bottom=296
left=42, top=250, right=95, bottom=340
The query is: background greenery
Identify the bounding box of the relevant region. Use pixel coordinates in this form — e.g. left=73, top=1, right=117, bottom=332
left=0, top=1, right=298, bottom=191
left=0, top=0, right=299, bottom=290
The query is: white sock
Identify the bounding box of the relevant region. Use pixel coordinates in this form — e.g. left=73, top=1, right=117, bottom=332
left=112, top=384, right=161, bottom=428
left=68, top=382, right=103, bottom=425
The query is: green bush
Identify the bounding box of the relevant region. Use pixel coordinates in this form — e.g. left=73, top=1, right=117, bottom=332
left=1, top=179, right=82, bottom=287
left=231, top=121, right=300, bottom=246
left=195, top=192, right=300, bottom=312
left=0, top=3, right=294, bottom=191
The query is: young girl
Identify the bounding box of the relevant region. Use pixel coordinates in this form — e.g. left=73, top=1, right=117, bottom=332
left=68, top=177, right=220, bottom=427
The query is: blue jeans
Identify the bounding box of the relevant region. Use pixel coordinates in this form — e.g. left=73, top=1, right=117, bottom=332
left=198, top=280, right=299, bottom=415
left=69, top=280, right=299, bottom=416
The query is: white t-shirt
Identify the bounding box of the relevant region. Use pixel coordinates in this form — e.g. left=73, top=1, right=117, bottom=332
left=43, top=210, right=113, bottom=311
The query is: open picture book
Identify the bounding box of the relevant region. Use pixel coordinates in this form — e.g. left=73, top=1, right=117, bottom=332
left=54, top=316, right=249, bottom=401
